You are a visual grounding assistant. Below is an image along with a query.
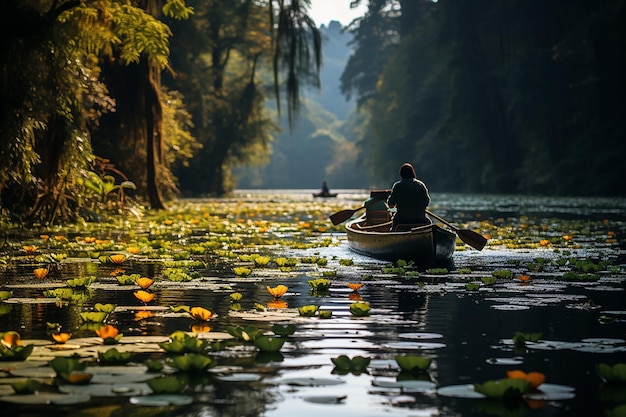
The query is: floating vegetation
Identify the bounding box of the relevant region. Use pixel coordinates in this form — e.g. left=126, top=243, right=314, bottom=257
left=596, top=363, right=626, bottom=383
left=308, top=278, right=331, bottom=292
left=331, top=355, right=370, bottom=374
left=95, top=325, right=123, bottom=344
left=349, top=302, right=370, bottom=317
left=233, top=267, right=252, bottom=277
left=298, top=305, right=319, bottom=317
left=395, top=355, right=432, bottom=373
left=0, top=331, right=33, bottom=361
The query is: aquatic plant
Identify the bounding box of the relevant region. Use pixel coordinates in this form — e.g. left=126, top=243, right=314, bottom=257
left=266, top=284, right=288, bottom=298
left=50, top=357, right=91, bottom=384
left=116, top=273, right=141, bottom=285
left=66, top=276, right=97, bottom=288
left=189, top=306, right=213, bottom=321
left=98, top=347, right=133, bottom=365
left=0, top=291, right=12, bottom=301
left=271, top=323, right=296, bottom=337
left=167, top=353, right=213, bottom=372
left=233, top=266, right=252, bottom=277
left=331, top=355, right=371, bottom=374
left=227, top=325, right=263, bottom=342
left=0, top=331, right=34, bottom=361
left=298, top=305, right=319, bottom=317
left=108, top=254, right=127, bottom=264
left=596, top=363, right=626, bottom=383
left=349, top=302, right=371, bottom=317
left=11, top=379, right=41, bottom=394
left=79, top=311, right=108, bottom=323
left=426, top=268, right=448, bottom=275
left=339, top=259, right=353, bottom=266
left=95, top=324, right=123, bottom=344
left=135, top=277, right=154, bottom=289
left=474, top=378, right=531, bottom=398
left=512, top=331, right=542, bottom=353
left=159, top=331, right=209, bottom=354
left=51, top=332, right=72, bottom=344
left=267, top=299, right=288, bottom=309
left=347, top=283, right=363, bottom=291
left=318, top=310, right=333, bottom=318
left=94, top=303, right=116, bottom=313
left=481, top=276, right=497, bottom=285
left=134, top=290, right=156, bottom=304
left=147, top=375, right=185, bottom=394
left=308, top=278, right=331, bottom=292
left=492, top=269, right=513, bottom=279
left=230, top=292, right=243, bottom=302
left=395, top=355, right=432, bottom=373
left=254, top=335, right=285, bottom=352
left=33, top=267, right=49, bottom=279
left=506, top=370, right=545, bottom=389
left=465, top=283, right=480, bottom=291
left=254, top=255, right=271, bottom=266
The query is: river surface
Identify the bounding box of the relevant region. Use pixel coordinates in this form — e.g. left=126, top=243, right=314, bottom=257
left=0, top=190, right=624, bottom=417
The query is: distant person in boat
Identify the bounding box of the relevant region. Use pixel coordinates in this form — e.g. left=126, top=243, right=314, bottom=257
left=387, top=163, right=431, bottom=230
left=320, top=181, right=330, bottom=195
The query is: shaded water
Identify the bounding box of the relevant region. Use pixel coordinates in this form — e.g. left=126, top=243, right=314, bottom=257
left=0, top=191, right=625, bottom=417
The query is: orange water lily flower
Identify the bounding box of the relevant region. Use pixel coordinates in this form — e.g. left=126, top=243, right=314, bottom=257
left=109, top=254, right=126, bottom=264
left=189, top=306, right=213, bottom=321
left=34, top=267, right=49, bottom=280
left=349, top=292, right=363, bottom=301
left=84, top=237, right=96, bottom=243
left=191, top=323, right=211, bottom=333
left=135, top=277, right=154, bottom=289
left=40, top=235, right=49, bottom=240
left=23, top=245, right=38, bottom=255
left=95, top=325, right=119, bottom=339
left=518, top=275, right=531, bottom=282
left=52, top=332, right=72, bottom=344
left=266, top=285, right=288, bottom=298
left=134, top=290, right=156, bottom=304
left=348, top=283, right=364, bottom=291
left=127, top=246, right=140, bottom=255
left=1, top=331, right=23, bottom=348
left=507, top=370, right=546, bottom=389
left=267, top=299, right=288, bottom=309
left=134, top=310, right=154, bottom=320
left=539, top=239, right=550, bottom=246
left=66, top=372, right=93, bottom=384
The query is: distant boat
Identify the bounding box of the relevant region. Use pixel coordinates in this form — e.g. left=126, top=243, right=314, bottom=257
left=313, top=192, right=338, bottom=198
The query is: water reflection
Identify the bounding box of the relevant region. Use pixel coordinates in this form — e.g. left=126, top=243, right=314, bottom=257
left=0, top=192, right=624, bottom=416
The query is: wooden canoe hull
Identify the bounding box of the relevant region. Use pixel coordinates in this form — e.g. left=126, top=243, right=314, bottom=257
left=345, top=218, right=456, bottom=266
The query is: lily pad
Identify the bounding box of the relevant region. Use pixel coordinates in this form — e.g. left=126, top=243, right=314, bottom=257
left=280, top=377, right=345, bottom=387
left=437, top=384, right=486, bottom=399
left=129, top=394, right=194, bottom=406
left=0, top=393, right=91, bottom=405
left=302, top=395, right=347, bottom=404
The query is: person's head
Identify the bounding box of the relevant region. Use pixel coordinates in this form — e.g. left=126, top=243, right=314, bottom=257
left=399, top=163, right=416, bottom=179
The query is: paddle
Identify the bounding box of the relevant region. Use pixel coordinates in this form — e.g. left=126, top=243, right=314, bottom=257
left=329, top=206, right=366, bottom=225
left=426, top=210, right=488, bottom=251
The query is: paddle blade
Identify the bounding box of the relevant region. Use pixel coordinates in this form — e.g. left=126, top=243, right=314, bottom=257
left=329, top=208, right=362, bottom=225
left=457, top=229, right=488, bottom=251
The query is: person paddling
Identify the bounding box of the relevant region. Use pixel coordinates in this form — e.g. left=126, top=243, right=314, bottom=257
left=387, top=163, right=431, bottom=231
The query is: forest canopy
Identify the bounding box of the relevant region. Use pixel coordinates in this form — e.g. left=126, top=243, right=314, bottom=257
left=0, top=0, right=624, bottom=226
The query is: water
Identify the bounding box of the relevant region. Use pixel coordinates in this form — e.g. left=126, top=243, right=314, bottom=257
left=0, top=191, right=624, bottom=416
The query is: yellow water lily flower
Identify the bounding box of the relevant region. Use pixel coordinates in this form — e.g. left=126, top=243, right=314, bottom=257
left=127, top=246, right=140, bottom=255
left=84, top=237, right=96, bottom=243
left=52, top=332, right=71, bottom=344
left=134, top=290, right=156, bottom=304
left=266, top=285, right=288, bottom=298
left=189, top=306, right=213, bottom=321
left=34, top=267, right=49, bottom=280
left=135, top=277, right=154, bottom=289
left=109, top=254, right=126, bottom=264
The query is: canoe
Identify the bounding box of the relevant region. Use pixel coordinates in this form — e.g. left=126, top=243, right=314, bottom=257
left=345, top=216, right=456, bottom=266
left=313, top=192, right=338, bottom=198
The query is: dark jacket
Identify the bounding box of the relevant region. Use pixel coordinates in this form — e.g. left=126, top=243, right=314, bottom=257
left=387, top=178, right=430, bottom=225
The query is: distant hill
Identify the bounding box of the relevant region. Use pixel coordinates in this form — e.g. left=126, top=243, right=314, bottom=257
left=235, top=21, right=377, bottom=190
